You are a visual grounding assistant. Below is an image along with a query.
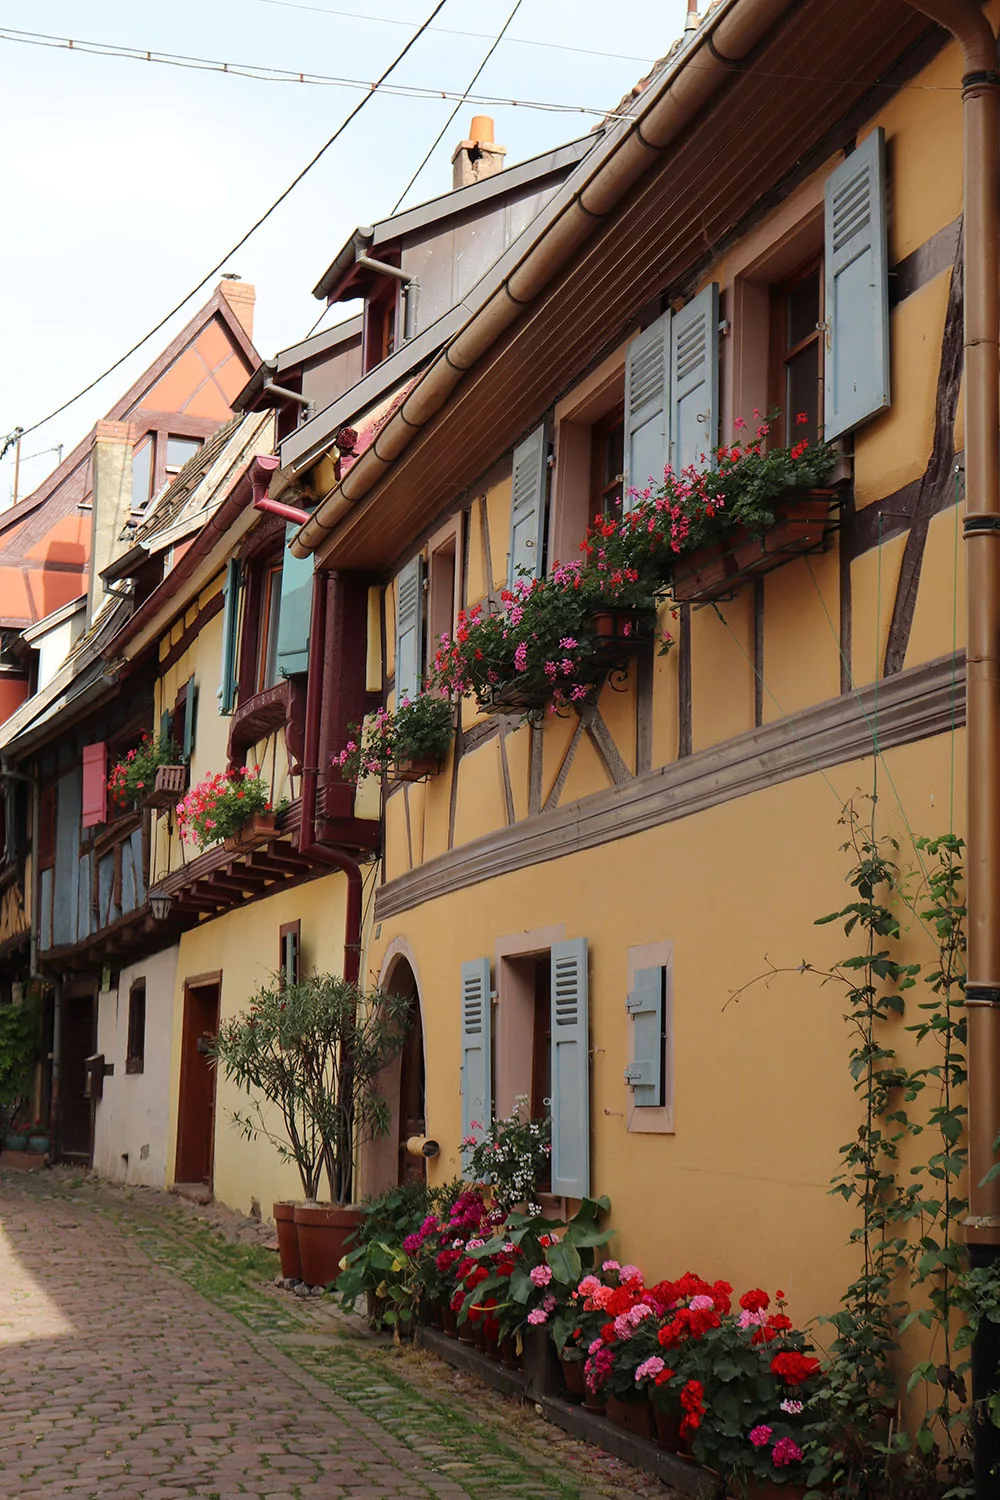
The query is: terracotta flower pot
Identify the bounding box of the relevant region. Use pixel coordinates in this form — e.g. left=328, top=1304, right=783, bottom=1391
left=588, top=607, right=655, bottom=642
left=559, top=1354, right=586, bottom=1402
left=671, top=545, right=735, bottom=603
left=744, top=1481, right=808, bottom=1500
left=605, top=1391, right=655, bottom=1441
left=389, top=755, right=443, bottom=782
left=652, top=1402, right=683, bottom=1452
left=272, top=1202, right=302, bottom=1281
left=473, top=1320, right=487, bottom=1352
left=224, top=811, right=277, bottom=851
left=500, top=1334, right=520, bottom=1369
left=430, top=1303, right=445, bottom=1331
left=582, top=1390, right=607, bottom=1415
left=458, top=1318, right=478, bottom=1346
left=292, top=1202, right=361, bottom=1288
left=484, top=1324, right=502, bottom=1362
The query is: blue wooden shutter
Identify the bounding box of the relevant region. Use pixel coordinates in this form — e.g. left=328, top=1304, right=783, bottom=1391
left=625, top=966, right=664, bottom=1107
left=218, top=558, right=241, bottom=716
left=460, top=957, right=492, bottom=1174
left=81, top=742, right=107, bottom=829
left=182, top=675, right=197, bottom=760
left=669, top=283, right=719, bottom=475
left=824, top=128, right=890, bottom=440
left=159, top=708, right=172, bottom=745
left=275, top=523, right=313, bottom=678
left=623, top=310, right=671, bottom=508
left=550, top=938, right=590, bottom=1198
left=394, top=556, right=423, bottom=702
left=507, top=424, right=548, bottom=582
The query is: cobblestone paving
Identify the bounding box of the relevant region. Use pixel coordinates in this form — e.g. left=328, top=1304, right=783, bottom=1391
left=0, top=1169, right=671, bottom=1500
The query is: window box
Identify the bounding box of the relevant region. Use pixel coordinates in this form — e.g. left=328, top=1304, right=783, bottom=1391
left=388, top=755, right=444, bottom=784
left=223, top=811, right=278, bottom=852
left=671, top=488, right=838, bottom=604
left=486, top=682, right=554, bottom=716
left=140, top=764, right=189, bottom=812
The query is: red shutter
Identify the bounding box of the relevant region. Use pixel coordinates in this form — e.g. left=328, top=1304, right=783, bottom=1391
left=81, top=742, right=108, bottom=828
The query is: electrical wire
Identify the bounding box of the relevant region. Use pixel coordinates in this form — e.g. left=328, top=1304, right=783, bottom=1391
left=10, top=0, right=456, bottom=444
left=255, top=0, right=656, bottom=67
left=390, top=0, right=526, bottom=215
left=0, top=28, right=633, bottom=119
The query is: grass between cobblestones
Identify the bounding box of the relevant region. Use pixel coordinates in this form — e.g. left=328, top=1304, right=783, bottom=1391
left=58, top=1177, right=665, bottom=1500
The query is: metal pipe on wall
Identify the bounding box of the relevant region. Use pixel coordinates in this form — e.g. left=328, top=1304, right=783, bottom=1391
left=905, top=4, right=1000, bottom=1492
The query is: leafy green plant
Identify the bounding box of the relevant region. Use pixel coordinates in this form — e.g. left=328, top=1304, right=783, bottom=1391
left=211, top=971, right=410, bottom=1204
left=463, top=1096, right=551, bottom=1212
left=333, top=695, right=454, bottom=784
left=174, top=766, right=272, bottom=850
left=107, top=731, right=180, bottom=810
left=0, top=996, right=39, bottom=1124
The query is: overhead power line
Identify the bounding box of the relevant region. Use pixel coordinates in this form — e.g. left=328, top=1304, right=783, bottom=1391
left=0, top=27, right=633, bottom=119
left=7, top=0, right=463, bottom=444
left=256, top=0, right=656, bottom=67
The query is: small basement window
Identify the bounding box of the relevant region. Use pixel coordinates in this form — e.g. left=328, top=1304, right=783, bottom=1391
left=126, top=979, right=146, bottom=1074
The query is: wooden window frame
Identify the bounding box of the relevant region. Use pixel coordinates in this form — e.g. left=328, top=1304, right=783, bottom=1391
left=626, top=940, right=674, bottom=1135
left=589, top=405, right=626, bottom=522
left=549, top=344, right=628, bottom=568
left=256, top=561, right=283, bottom=695
left=426, top=518, right=463, bottom=675
left=126, top=978, right=146, bottom=1074
left=279, top=919, right=301, bottom=988
left=768, top=256, right=824, bottom=450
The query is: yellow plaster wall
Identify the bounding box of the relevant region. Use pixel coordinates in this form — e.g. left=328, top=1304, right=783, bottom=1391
left=762, top=548, right=841, bottom=722
left=165, top=873, right=350, bottom=1217
left=905, top=500, right=966, bottom=673
left=690, top=593, right=754, bottom=752
left=850, top=532, right=908, bottom=690
left=366, top=728, right=966, bottom=1333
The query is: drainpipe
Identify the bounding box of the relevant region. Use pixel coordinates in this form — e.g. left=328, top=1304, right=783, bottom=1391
left=354, top=256, right=419, bottom=342
left=254, top=497, right=311, bottom=526
left=262, top=374, right=314, bottom=422
left=906, top=4, right=1000, bottom=1492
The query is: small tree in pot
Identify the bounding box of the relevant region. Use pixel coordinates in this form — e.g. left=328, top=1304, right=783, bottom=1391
left=211, top=971, right=411, bottom=1283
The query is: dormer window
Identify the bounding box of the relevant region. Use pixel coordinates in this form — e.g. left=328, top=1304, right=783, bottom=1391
left=364, top=280, right=398, bottom=373
left=165, top=435, right=202, bottom=477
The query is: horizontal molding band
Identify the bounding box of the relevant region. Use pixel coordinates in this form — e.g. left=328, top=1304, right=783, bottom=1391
left=374, top=654, right=966, bottom=920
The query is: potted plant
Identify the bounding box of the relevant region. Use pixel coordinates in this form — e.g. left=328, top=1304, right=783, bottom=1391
left=174, top=765, right=274, bottom=853
left=335, top=1181, right=437, bottom=1326
left=333, top=694, right=454, bottom=785
left=462, top=1096, right=552, bottom=1212
left=0, top=997, right=39, bottom=1152
left=107, top=732, right=184, bottom=813
left=211, top=970, right=411, bottom=1287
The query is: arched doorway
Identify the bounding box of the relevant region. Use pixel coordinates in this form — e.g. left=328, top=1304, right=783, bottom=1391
left=363, top=950, right=426, bottom=1195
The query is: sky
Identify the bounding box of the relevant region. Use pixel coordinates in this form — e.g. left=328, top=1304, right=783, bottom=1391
left=0, top=0, right=690, bottom=505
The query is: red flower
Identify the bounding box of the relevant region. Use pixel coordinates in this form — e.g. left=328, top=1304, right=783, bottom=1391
left=770, top=1351, right=820, bottom=1386
left=679, top=1378, right=705, bottom=1438
left=740, top=1289, right=770, bottom=1313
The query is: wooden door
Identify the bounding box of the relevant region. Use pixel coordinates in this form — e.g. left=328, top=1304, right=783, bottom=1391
left=398, top=999, right=426, bottom=1186
left=60, top=989, right=96, bottom=1162
left=175, top=978, right=220, bottom=1186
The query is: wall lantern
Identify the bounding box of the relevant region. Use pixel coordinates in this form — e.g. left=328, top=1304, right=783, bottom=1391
left=150, top=893, right=172, bottom=921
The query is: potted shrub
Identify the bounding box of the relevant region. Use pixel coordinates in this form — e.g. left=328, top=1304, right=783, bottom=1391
left=335, top=1181, right=436, bottom=1327
left=174, top=766, right=274, bottom=853
left=107, top=732, right=184, bottom=813
left=211, top=971, right=410, bottom=1286
left=333, top=695, right=454, bottom=785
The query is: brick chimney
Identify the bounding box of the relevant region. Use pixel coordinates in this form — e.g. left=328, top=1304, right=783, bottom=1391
left=88, top=420, right=136, bottom=624
left=219, top=275, right=256, bottom=340
left=451, top=116, right=506, bottom=190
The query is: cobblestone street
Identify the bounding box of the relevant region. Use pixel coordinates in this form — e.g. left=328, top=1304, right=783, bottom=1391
left=0, top=1170, right=668, bottom=1500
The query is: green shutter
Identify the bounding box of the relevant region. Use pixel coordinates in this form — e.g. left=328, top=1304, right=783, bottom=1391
left=550, top=938, right=590, bottom=1198
left=182, top=675, right=197, bottom=760
left=460, top=957, right=492, bottom=1175
left=623, top=310, right=671, bottom=508
left=669, top=282, right=719, bottom=475
left=625, top=966, right=664, bottom=1107
left=824, top=128, right=890, bottom=440
left=394, top=555, right=423, bottom=702
left=507, top=424, right=548, bottom=582
left=218, top=558, right=241, bottom=716
left=275, top=523, right=314, bottom=678
left=159, top=708, right=172, bottom=747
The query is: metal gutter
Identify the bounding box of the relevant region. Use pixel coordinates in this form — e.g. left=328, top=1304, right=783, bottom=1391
left=289, top=0, right=796, bottom=561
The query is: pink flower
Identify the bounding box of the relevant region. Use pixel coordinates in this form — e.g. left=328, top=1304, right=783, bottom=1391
left=689, top=1295, right=715, bottom=1311
left=602, top=1260, right=621, bottom=1273
left=578, top=1275, right=600, bottom=1297
left=635, top=1356, right=665, bottom=1383
left=780, top=1399, right=804, bottom=1415
left=527, top=1307, right=549, bottom=1326
left=529, top=1265, right=553, bottom=1287
left=772, top=1438, right=803, bottom=1467
left=620, top=1264, right=642, bottom=1283
left=749, top=1425, right=772, bottom=1449
left=738, top=1308, right=768, bottom=1329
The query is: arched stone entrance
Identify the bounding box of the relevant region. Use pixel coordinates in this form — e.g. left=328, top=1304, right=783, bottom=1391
left=362, top=944, right=426, bottom=1196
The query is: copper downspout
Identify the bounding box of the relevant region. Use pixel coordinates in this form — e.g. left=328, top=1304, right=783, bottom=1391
left=906, top=4, right=1000, bottom=1489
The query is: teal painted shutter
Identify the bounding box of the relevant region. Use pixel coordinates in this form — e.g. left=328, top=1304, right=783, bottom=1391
left=507, top=424, right=548, bottom=582
left=275, top=523, right=313, bottom=678
left=550, top=938, right=590, bottom=1198
left=182, top=675, right=197, bottom=760
left=824, top=128, right=890, bottom=440
left=159, top=708, right=172, bottom=746
left=669, top=282, right=719, bottom=474
left=625, top=966, right=664, bottom=1107
left=460, top=957, right=492, bottom=1173
left=218, top=558, right=241, bottom=715
left=394, top=556, right=423, bottom=702
left=623, top=310, right=671, bottom=507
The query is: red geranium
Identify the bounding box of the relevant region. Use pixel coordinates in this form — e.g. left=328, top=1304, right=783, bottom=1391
left=739, top=1288, right=770, bottom=1313
left=770, top=1350, right=820, bottom=1386
left=679, top=1378, right=705, bottom=1439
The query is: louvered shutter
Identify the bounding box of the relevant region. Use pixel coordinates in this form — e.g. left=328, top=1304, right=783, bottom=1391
left=550, top=938, right=590, bottom=1198
left=623, top=311, right=671, bottom=508
left=507, top=425, right=548, bottom=582
left=824, top=128, right=890, bottom=439
left=218, top=558, right=241, bottom=716
left=460, top=958, right=492, bottom=1174
left=275, top=522, right=313, bottom=678
left=394, top=556, right=423, bottom=702
left=81, top=742, right=107, bottom=829
left=669, top=282, right=719, bottom=475
left=182, top=676, right=197, bottom=760
left=159, top=708, right=172, bottom=746
left=625, top=966, right=664, bottom=1107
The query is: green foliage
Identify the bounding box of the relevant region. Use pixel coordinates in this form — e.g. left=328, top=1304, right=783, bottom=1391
left=107, top=731, right=179, bottom=810
left=0, top=997, right=39, bottom=1116
left=211, top=971, right=411, bottom=1205
left=334, top=695, right=455, bottom=785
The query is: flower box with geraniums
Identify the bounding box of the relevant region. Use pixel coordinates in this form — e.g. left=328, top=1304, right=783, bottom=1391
left=108, top=732, right=185, bottom=815
left=333, top=694, right=454, bottom=786
left=174, top=765, right=274, bottom=852
left=616, top=412, right=838, bottom=606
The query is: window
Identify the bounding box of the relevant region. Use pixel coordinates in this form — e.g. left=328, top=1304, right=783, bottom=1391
left=365, top=281, right=398, bottom=373
left=770, top=260, right=823, bottom=448
left=427, top=521, right=462, bottom=667
left=549, top=346, right=627, bottom=567
left=38, top=786, right=56, bottom=870
left=171, top=676, right=197, bottom=761
left=625, top=941, right=674, bottom=1135
left=131, top=437, right=153, bottom=511
left=257, top=561, right=283, bottom=693
left=590, top=407, right=625, bottom=523
left=126, top=979, right=146, bottom=1074
left=279, top=920, right=301, bottom=987
left=164, top=435, right=202, bottom=475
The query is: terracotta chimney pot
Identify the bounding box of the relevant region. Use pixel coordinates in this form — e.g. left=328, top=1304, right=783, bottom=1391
left=452, top=115, right=506, bottom=190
